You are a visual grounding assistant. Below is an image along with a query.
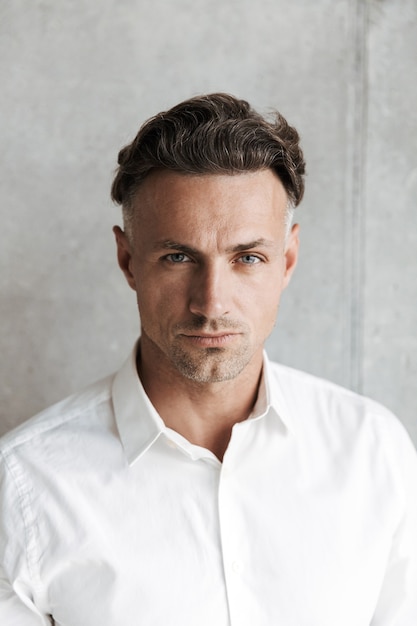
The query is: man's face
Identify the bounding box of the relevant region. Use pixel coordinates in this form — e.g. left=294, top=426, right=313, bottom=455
left=115, top=169, right=299, bottom=384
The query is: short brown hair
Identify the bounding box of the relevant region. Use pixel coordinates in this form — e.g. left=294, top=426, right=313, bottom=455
left=111, top=93, right=306, bottom=219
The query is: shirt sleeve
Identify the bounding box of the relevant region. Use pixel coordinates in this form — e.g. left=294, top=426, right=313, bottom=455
left=371, top=421, right=417, bottom=625
left=0, top=565, right=52, bottom=625
left=0, top=448, right=52, bottom=625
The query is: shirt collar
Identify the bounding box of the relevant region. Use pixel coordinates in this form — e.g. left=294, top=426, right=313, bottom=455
left=112, top=341, right=165, bottom=465
left=261, top=351, right=296, bottom=434
left=112, top=343, right=295, bottom=465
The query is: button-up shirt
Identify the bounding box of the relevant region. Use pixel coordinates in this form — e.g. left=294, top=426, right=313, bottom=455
left=1, top=345, right=416, bottom=625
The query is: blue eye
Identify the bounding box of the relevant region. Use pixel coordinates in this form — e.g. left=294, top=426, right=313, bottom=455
left=166, top=253, right=190, bottom=263
left=240, top=254, right=261, bottom=264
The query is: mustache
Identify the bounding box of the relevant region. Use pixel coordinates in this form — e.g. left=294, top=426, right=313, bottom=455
left=174, top=316, right=247, bottom=333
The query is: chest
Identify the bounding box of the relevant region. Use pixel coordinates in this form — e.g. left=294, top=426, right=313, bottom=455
left=36, top=434, right=396, bottom=626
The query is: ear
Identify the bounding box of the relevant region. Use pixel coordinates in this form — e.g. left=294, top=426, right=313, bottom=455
left=113, top=226, right=137, bottom=291
left=282, top=223, right=300, bottom=289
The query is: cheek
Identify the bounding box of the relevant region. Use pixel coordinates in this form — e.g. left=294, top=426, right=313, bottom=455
left=259, top=292, right=281, bottom=323
left=249, top=280, right=283, bottom=332
left=244, top=268, right=284, bottom=310
left=136, top=277, right=189, bottom=319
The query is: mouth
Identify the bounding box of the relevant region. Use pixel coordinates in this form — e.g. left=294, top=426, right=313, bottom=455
left=178, top=332, right=241, bottom=348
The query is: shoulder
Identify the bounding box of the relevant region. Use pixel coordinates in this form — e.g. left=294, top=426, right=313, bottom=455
left=0, top=373, right=120, bottom=543
left=0, top=374, right=115, bottom=458
left=0, top=374, right=118, bottom=587
left=267, top=359, right=415, bottom=456
left=267, top=360, right=417, bottom=515
left=268, top=359, right=394, bottom=417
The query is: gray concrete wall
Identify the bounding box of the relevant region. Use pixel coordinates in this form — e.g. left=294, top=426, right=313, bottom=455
left=1, top=0, right=416, bottom=443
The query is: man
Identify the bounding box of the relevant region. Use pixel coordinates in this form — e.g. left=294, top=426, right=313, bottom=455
left=0, top=93, right=416, bottom=625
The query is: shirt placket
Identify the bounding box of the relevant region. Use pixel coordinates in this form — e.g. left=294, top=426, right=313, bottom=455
left=217, top=426, right=254, bottom=626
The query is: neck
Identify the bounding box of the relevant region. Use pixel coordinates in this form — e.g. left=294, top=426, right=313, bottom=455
left=137, top=336, right=264, bottom=461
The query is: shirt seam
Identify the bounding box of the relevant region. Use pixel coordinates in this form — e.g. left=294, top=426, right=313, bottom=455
left=0, top=447, right=42, bottom=591
left=0, top=384, right=112, bottom=454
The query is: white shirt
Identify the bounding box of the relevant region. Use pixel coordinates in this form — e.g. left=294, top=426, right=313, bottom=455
left=1, top=345, right=416, bottom=626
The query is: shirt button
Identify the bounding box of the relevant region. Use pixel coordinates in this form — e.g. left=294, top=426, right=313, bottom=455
left=166, top=440, right=177, bottom=449
left=231, top=560, right=242, bottom=574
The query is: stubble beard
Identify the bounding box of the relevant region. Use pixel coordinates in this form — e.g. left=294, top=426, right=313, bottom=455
left=169, top=336, right=254, bottom=383
left=153, top=316, right=256, bottom=384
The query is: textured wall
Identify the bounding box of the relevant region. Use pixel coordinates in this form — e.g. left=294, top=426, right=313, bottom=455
left=1, top=0, right=416, bottom=443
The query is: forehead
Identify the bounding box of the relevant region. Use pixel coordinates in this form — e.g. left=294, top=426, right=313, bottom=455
left=129, top=169, right=289, bottom=246
left=132, top=168, right=287, bottom=214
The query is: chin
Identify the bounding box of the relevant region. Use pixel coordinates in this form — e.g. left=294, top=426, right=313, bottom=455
left=170, top=347, right=254, bottom=384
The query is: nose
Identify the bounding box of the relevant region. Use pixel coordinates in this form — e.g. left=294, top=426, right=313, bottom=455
left=188, top=262, right=230, bottom=319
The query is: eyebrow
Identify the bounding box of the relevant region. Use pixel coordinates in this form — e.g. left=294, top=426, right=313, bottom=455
left=154, top=238, right=276, bottom=255
left=226, top=239, right=276, bottom=253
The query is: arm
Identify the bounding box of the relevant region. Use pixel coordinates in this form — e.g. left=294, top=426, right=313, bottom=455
left=371, top=423, right=417, bottom=625
left=0, top=565, right=53, bottom=625
left=0, top=447, right=52, bottom=625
